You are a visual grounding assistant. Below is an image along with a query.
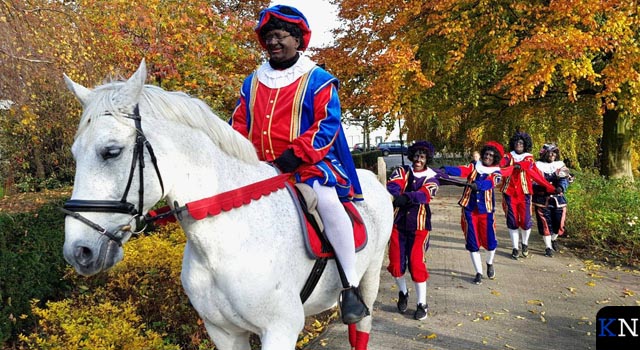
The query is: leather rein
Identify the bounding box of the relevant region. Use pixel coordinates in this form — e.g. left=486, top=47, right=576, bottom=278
left=61, top=105, right=165, bottom=246
left=61, top=104, right=290, bottom=246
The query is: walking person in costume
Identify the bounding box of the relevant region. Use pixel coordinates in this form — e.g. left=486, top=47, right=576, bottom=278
left=499, top=131, right=554, bottom=260
left=387, top=141, right=442, bottom=320
left=441, top=142, right=505, bottom=285
left=533, top=144, right=572, bottom=257
left=230, top=5, right=368, bottom=325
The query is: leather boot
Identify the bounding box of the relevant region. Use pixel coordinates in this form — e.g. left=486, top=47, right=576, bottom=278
left=339, top=286, right=370, bottom=324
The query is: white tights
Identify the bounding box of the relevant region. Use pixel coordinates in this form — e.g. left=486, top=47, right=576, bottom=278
left=313, top=181, right=358, bottom=286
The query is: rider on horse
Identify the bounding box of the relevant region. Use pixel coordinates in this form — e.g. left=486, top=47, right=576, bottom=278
left=230, top=4, right=368, bottom=324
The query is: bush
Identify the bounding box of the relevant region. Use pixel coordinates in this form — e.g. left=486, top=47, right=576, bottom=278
left=18, top=298, right=179, bottom=350
left=0, top=199, right=70, bottom=345
left=351, top=150, right=383, bottom=171
left=58, top=223, right=209, bottom=350
left=565, top=170, right=640, bottom=266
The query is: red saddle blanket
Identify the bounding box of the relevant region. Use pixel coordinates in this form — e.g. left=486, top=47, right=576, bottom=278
left=302, top=201, right=368, bottom=259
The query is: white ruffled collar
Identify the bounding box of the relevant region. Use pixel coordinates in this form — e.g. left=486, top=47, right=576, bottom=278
left=475, top=161, right=500, bottom=175
left=412, top=167, right=437, bottom=179
left=535, top=160, right=566, bottom=174
left=256, top=54, right=318, bottom=88
left=510, top=151, right=532, bottom=162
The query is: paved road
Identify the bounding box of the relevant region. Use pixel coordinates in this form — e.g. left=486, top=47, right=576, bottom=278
left=305, top=185, right=640, bottom=350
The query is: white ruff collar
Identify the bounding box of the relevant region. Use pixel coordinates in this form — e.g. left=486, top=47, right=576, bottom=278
left=412, top=167, right=436, bottom=179
left=475, top=161, right=500, bottom=175
left=256, top=55, right=318, bottom=88
left=536, top=160, right=566, bottom=174
left=510, top=151, right=531, bottom=162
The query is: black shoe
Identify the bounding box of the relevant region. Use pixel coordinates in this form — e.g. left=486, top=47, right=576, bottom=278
left=521, top=244, right=529, bottom=257
left=511, top=248, right=519, bottom=260
left=397, top=291, right=408, bottom=314
left=339, top=286, right=370, bottom=324
left=473, top=273, right=482, bottom=285
left=486, top=263, right=495, bottom=279
left=551, top=240, right=559, bottom=252
left=414, top=303, right=428, bottom=320
left=544, top=247, right=554, bottom=257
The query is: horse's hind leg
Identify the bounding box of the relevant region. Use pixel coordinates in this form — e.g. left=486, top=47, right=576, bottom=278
left=204, top=322, right=251, bottom=350
left=350, top=257, right=385, bottom=350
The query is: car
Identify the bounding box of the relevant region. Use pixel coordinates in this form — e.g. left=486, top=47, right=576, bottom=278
left=352, top=143, right=377, bottom=152
left=377, top=141, right=408, bottom=156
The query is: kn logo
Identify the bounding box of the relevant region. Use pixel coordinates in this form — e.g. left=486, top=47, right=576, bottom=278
left=596, top=306, right=640, bottom=349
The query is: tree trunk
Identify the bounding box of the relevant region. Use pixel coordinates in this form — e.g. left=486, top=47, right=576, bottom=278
left=601, top=107, right=634, bottom=180
left=33, top=147, right=46, bottom=187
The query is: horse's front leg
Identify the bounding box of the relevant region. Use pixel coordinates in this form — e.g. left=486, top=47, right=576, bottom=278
left=204, top=322, right=251, bottom=350
left=259, top=307, right=305, bottom=350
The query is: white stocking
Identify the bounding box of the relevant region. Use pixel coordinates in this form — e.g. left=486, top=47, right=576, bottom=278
left=509, top=229, right=520, bottom=249
left=313, top=181, right=359, bottom=286
left=395, top=276, right=408, bottom=295
left=470, top=251, right=483, bottom=274
left=521, top=228, right=531, bottom=245
left=486, top=249, right=496, bottom=265
left=415, top=281, right=427, bottom=305
left=542, top=235, right=552, bottom=249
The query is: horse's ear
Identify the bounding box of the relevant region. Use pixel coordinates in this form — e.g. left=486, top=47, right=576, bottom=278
left=63, top=74, right=92, bottom=107
left=114, top=59, right=147, bottom=108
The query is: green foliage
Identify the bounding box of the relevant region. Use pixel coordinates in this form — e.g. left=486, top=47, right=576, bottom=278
left=566, top=171, right=640, bottom=266
left=18, top=298, right=179, bottom=350
left=0, top=200, right=70, bottom=345
left=44, top=223, right=209, bottom=350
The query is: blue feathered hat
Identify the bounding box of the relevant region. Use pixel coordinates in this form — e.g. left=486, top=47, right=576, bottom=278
left=255, top=5, right=312, bottom=51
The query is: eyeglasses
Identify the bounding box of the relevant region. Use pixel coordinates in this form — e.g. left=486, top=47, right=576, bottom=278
left=263, top=34, right=292, bottom=43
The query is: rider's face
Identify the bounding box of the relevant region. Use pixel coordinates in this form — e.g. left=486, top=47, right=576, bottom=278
left=263, top=29, right=300, bottom=63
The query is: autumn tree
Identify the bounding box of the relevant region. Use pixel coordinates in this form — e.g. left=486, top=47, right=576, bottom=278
left=76, top=0, right=269, bottom=113
left=0, top=0, right=96, bottom=192
left=0, top=0, right=268, bottom=191
left=321, top=0, right=639, bottom=177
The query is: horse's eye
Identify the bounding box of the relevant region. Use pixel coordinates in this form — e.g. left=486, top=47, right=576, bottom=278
left=101, top=146, right=122, bottom=160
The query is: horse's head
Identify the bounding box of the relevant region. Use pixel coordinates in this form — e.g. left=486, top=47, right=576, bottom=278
left=62, top=60, right=165, bottom=276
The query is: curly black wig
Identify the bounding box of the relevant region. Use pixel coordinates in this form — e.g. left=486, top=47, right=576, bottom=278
left=508, top=131, right=533, bottom=153
left=480, top=144, right=502, bottom=166
left=408, top=141, right=435, bottom=164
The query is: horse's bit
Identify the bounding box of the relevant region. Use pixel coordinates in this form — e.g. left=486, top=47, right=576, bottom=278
left=60, top=105, right=165, bottom=246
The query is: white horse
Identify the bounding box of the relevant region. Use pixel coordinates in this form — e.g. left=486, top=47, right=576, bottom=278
left=62, top=60, right=393, bottom=350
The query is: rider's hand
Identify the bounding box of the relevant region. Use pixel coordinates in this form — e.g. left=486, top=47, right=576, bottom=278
left=468, top=182, right=478, bottom=191
left=274, top=149, right=303, bottom=173
left=513, top=163, right=522, bottom=171
left=392, top=194, right=410, bottom=207
left=555, top=186, right=563, bottom=194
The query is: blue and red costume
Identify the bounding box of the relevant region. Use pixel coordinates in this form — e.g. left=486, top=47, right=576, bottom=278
left=230, top=58, right=362, bottom=202
left=442, top=163, right=502, bottom=252
left=386, top=165, right=440, bottom=282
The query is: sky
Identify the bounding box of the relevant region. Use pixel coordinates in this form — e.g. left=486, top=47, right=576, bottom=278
left=269, top=0, right=339, bottom=48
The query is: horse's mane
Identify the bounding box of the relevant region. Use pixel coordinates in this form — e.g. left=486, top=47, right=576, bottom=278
left=76, top=82, right=260, bottom=165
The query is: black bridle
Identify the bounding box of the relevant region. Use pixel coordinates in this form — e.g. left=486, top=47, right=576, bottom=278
left=61, top=105, right=165, bottom=246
